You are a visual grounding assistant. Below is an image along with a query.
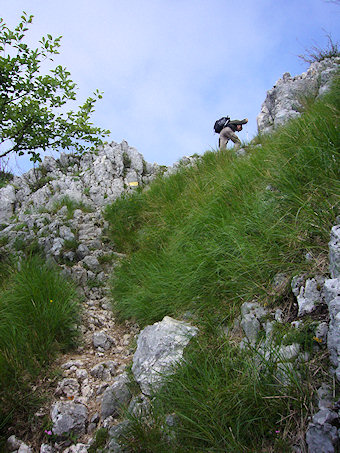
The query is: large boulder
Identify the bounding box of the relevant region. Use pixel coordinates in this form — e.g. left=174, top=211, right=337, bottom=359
left=132, top=316, right=198, bottom=395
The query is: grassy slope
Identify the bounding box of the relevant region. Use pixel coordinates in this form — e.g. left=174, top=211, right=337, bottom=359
left=107, top=78, right=339, bottom=327
left=104, top=77, right=340, bottom=451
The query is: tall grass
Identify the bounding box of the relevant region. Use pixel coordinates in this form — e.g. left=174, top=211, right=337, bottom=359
left=49, top=195, right=94, bottom=218
left=0, top=255, right=81, bottom=437
left=104, top=189, right=145, bottom=253
left=108, top=76, right=339, bottom=326
left=105, top=76, right=339, bottom=451
left=124, top=335, right=312, bottom=452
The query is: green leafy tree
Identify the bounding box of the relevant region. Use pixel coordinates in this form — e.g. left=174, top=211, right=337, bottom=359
left=0, top=12, right=110, bottom=163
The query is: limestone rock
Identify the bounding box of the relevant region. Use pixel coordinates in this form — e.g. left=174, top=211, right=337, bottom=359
left=50, top=401, right=88, bottom=436
left=7, top=435, right=22, bottom=451
left=93, top=331, right=115, bottom=350
left=291, top=274, right=305, bottom=297
left=306, top=409, right=339, bottom=453
left=241, top=301, right=267, bottom=320
left=240, top=302, right=268, bottom=344
left=128, top=394, right=151, bottom=419
left=315, top=322, right=329, bottom=344
left=278, top=343, right=300, bottom=360
left=317, top=383, right=333, bottom=411
left=90, top=361, right=116, bottom=380
left=296, top=277, right=325, bottom=316
left=59, top=225, right=75, bottom=241
left=0, top=140, right=160, bottom=226
left=240, top=314, right=261, bottom=343
left=132, top=316, right=198, bottom=395
left=324, top=278, right=340, bottom=306
left=327, top=296, right=340, bottom=380
left=40, top=445, right=55, bottom=453
left=101, top=372, right=132, bottom=419
left=63, top=444, right=88, bottom=453
left=18, top=444, right=33, bottom=453
left=107, top=420, right=130, bottom=453
left=329, top=225, right=340, bottom=278
left=257, top=57, right=340, bottom=134
left=0, top=184, right=16, bottom=223
left=82, top=255, right=100, bottom=272
left=55, top=378, right=80, bottom=398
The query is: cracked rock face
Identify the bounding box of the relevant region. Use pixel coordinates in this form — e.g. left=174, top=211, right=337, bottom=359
left=306, top=409, right=339, bottom=453
left=329, top=225, right=340, bottom=278
left=50, top=401, right=88, bottom=436
left=101, top=372, right=132, bottom=419
left=296, top=276, right=325, bottom=316
left=257, top=57, right=340, bottom=134
left=132, top=316, right=198, bottom=395
left=0, top=140, right=160, bottom=224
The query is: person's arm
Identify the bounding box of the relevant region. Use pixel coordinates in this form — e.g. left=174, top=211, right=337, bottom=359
left=230, top=118, right=248, bottom=125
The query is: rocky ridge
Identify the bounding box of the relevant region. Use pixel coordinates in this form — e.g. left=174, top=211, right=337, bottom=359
left=0, top=140, right=160, bottom=224
left=257, top=56, right=340, bottom=134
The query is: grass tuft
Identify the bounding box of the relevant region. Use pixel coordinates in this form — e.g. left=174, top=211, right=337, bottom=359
left=0, top=255, right=81, bottom=437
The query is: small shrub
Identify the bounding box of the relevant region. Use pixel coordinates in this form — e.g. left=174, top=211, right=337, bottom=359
left=14, top=223, right=27, bottom=232
left=123, top=151, right=131, bottom=168
left=104, top=190, right=145, bottom=253
left=98, top=253, right=115, bottom=265
left=52, top=196, right=93, bottom=219
left=142, top=159, right=148, bottom=176
left=0, top=170, right=13, bottom=189
left=29, top=175, right=54, bottom=193
left=13, top=237, right=42, bottom=256
left=88, top=428, right=109, bottom=453
left=277, top=321, right=320, bottom=352
left=63, top=238, right=80, bottom=252
left=299, top=34, right=340, bottom=63
left=87, top=278, right=104, bottom=289
left=0, top=236, right=9, bottom=247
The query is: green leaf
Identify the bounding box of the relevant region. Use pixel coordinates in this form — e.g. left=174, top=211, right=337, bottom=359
left=0, top=11, right=110, bottom=162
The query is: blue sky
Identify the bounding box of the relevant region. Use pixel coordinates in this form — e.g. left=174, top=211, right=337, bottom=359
left=1, top=0, right=340, bottom=174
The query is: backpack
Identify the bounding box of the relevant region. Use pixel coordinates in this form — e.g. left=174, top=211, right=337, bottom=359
left=213, top=116, right=230, bottom=133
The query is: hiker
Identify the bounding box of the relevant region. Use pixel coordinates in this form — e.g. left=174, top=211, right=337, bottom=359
left=219, top=118, right=248, bottom=151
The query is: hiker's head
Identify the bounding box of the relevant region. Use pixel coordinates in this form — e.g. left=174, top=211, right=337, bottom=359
left=236, top=124, right=243, bottom=131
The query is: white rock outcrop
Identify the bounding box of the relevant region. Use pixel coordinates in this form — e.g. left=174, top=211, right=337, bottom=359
left=0, top=140, right=160, bottom=224
left=132, top=316, right=198, bottom=395
left=257, top=57, right=340, bottom=134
